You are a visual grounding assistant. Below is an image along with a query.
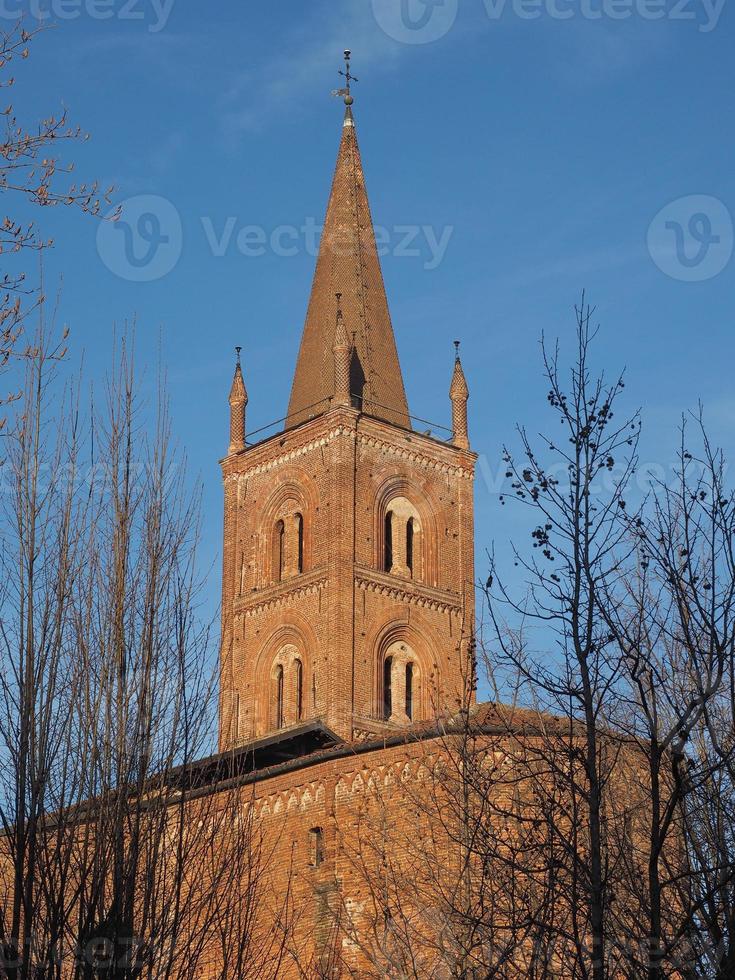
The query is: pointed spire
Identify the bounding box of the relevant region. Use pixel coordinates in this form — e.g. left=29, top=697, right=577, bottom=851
left=450, top=341, right=469, bottom=450
left=332, top=293, right=351, bottom=408
left=286, top=56, right=410, bottom=430
left=228, top=347, right=248, bottom=454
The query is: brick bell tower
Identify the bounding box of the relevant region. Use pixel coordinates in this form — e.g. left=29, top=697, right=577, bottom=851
left=219, top=55, right=476, bottom=749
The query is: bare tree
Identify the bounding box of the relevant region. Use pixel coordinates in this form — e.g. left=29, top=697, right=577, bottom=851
left=485, top=296, right=641, bottom=979
left=0, top=323, right=295, bottom=979
left=1, top=20, right=111, bottom=411
left=307, top=298, right=735, bottom=979
left=602, top=415, right=735, bottom=978
left=0, top=310, right=93, bottom=977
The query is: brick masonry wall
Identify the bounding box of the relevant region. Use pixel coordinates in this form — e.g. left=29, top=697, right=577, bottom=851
left=192, top=727, right=662, bottom=979
left=219, top=405, right=477, bottom=750
left=0, top=721, right=666, bottom=978
left=197, top=735, right=467, bottom=978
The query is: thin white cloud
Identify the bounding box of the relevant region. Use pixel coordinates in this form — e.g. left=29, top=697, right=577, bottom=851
left=494, top=241, right=646, bottom=291
left=218, top=2, right=407, bottom=136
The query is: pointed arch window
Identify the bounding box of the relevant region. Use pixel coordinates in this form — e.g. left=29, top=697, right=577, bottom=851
left=383, top=656, right=393, bottom=720
left=405, top=662, right=414, bottom=720
left=384, top=512, right=393, bottom=573
left=406, top=518, right=415, bottom=577
left=294, top=658, right=303, bottom=722
left=379, top=498, right=422, bottom=581
left=296, top=513, right=304, bottom=574
left=274, top=520, right=285, bottom=582
left=274, top=664, right=284, bottom=729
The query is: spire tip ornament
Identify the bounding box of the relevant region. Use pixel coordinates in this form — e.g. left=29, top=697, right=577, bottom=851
left=332, top=49, right=358, bottom=108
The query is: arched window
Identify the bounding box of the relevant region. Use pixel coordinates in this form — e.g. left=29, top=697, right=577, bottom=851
left=380, top=640, right=422, bottom=725
left=384, top=512, right=393, bottom=573
left=406, top=519, right=415, bottom=577
left=275, top=664, right=284, bottom=729
left=379, top=497, right=422, bottom=580
left=294, top=658, right=303, bottom=721
left=383, top=656, right=393, bottom=720
left=405, top=662, right=414, bottom=720
left=275, top=520, right=285, bottom=582
left=296, top=513, right=304, bottom=574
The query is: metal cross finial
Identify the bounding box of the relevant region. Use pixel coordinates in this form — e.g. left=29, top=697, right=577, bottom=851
left=235, top=346, right=242, bottom=366
left=332, top=49, right=358, bottom=105
left=454, top=340, right=461, bottom=360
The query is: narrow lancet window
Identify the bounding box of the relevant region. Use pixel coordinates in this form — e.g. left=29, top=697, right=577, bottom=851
left=275, top=520, right=285, bottom=582
left=275, top=664, right=284, bottom=729
left=405, top=662, right=414, bottom=720
left=406, top=518, right=414, bottom=577
left=296, top=513, right=304, bottom=574
left=383, top=656, right=393, bottom=720
left=384, top=512, right=393, bottom=573
left=295, top=658, right=303, bottom=721
left=309, top=827, right=324, bottom=867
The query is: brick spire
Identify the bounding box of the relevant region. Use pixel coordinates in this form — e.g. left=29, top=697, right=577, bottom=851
left=449, top=341, right=469, bottom=450
left=286, top=99, right=410, bottom=430
left=228, top=348, right=248, bottom=455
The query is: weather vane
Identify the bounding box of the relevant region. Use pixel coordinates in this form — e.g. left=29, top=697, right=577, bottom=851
left=332, top=49, right=358, bottom=105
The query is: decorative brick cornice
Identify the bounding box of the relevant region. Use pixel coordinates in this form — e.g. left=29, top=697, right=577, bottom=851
left=235, top=568, right=327, bottom=618
left=335, top=756, right=436, bottom=799
left=223, top=414, right=475, bottom=483
left=229, top=425, right=356, bottom=481
left=251, top=779, right=327, bottom=819
left=355, top=566, right=462, bottom=615
left=356, top=431, right=474, bottom=479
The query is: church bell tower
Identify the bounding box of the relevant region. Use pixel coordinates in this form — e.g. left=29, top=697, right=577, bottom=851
left=219, top=55, right=476, bottom=749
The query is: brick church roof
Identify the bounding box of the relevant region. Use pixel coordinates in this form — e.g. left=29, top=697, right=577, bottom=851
left=286, top=104, right=410, bottom=430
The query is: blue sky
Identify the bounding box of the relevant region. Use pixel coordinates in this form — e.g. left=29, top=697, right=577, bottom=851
left=7, top=0, right=734, bottom=643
